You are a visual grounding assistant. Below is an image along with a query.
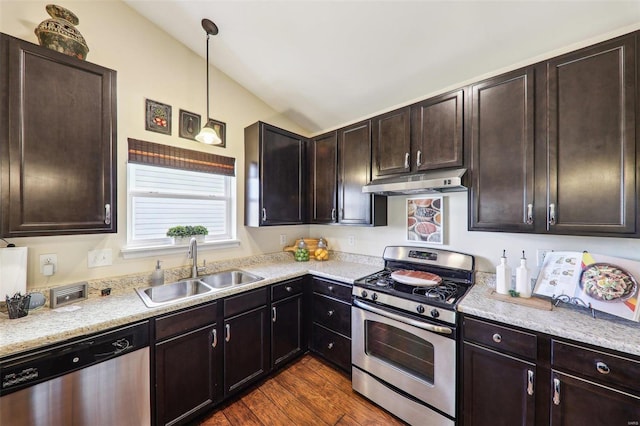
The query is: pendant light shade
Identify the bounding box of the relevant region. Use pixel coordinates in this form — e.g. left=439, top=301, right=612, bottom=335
left=195, top=18, right=222, bottom=145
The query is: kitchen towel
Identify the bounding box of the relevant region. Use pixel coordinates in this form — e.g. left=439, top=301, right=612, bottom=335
left=0, top=247, right=28, bottom=298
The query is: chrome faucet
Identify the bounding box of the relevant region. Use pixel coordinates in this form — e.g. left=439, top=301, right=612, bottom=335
left=188, top=237, right=198, bottom=278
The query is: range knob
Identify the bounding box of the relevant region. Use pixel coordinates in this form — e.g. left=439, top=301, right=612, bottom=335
left=430, top=309, right=440, bottom=318
left=361, top=290, right=368, bottom=298
left=371, top=293, right=378, bottom=301
left=416, top=305, right=425, bottom=314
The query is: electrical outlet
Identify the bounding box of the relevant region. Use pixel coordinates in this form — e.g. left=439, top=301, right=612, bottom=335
left=279, top=234, right=288, bottom=245
left=39, top=254, right=58, bottom=275
left=348, top=236, right=355, bottom=246
left=88, top=249, right=112, bottom=268
left=537, top=249, right=553, bottom=267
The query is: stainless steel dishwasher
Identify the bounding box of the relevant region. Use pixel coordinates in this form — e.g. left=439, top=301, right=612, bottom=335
left=0, top=321, right=150, bottom=426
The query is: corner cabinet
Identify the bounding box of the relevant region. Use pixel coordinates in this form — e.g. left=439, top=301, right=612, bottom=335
left=0, top=34, right=117, bottom=237
left=338, top=121, right=387, bottom=226
left=244, top=121, right=306, bottom=226
left=469, top=33, right=638, bottom=237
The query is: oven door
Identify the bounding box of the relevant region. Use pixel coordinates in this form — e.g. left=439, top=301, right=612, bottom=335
left=352, top=299, right=456, bottom=418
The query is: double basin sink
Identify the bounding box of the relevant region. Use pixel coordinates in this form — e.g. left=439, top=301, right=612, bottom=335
left=135, top=270, right=264, bottom=308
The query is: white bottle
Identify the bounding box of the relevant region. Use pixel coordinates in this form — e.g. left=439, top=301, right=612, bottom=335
left=495, top=250, right=512, bottom=295
left=515, top=251, right=531, bottom=298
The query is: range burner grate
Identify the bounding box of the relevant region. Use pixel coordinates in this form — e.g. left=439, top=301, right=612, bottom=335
left=412, top=282, right=458, bottom=302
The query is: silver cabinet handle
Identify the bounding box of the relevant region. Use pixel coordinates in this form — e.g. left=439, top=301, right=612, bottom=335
left=104, top=204, right=111, bottom=225
left=225, top=324, right=231, bottom=342
left=262, top=208, right=267, bottom=221
left=549, top=203, right=556, bottom=226
left=416, top=150, right=423, bottom=167
left=327, top=285, right=334, bottom=293
left=596, top=361, right=610, bottom=375
left=526, top=203, right=534, bottom=225
left=404, top=152, right=410, bottom=169
left=492, top=333, right=502, bottom=343
left=331, top=208, right=336, bottom=221
left=527, top=370, right=534, bottom=396
left=272, top=307, right=277, bottom=323
left=327, top=309, right=335, bottom=317
left=285, top=286, right=292, bottom=292
left=211, top=329, right=217, bottom=348
left=327, top=342, right=334, bottom=349
left=553, top=378, right=561, bottom=405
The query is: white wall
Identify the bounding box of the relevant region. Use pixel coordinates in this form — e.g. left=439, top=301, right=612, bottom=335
left=2, top=1, right=639, bottom=290
left=0, top=0, right=309, bottom=290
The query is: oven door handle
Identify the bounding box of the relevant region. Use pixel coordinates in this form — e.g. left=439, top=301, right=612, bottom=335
left=353, top=299, right=453, bottom=335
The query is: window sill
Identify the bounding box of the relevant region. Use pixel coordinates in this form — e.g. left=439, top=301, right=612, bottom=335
left=121, top=239, right=241, bottom=259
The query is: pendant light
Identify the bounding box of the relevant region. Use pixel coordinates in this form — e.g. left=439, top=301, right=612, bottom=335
left=195, top=18, right=222, bottom=145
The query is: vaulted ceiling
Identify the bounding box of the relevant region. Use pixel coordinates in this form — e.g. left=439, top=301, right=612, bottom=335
left=125, top=1, right=640, bottom=134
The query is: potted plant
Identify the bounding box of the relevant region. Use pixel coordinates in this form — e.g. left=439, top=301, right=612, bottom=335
left=166, top=225, right=208, bottom=244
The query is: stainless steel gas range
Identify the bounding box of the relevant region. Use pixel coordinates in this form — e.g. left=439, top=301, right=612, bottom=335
left=351, top=246, right=475, bottom=426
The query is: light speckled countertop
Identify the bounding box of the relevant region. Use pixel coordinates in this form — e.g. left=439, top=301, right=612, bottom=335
left=0, top=252, right=382, bottom=358
left=459, top=273, right=640, bottom=357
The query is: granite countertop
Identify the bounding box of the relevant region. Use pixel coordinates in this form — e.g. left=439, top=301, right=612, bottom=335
left=459, top=273, right=640, bottom=357
left=0, top=252, right=382, bottom=358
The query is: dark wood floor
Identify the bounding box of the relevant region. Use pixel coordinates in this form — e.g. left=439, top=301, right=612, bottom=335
left=199, top=355, right=407, bottom=425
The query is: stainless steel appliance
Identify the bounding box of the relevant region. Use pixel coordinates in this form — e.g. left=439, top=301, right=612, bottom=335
left=352, top=246, right=475, bottom=426
left=0, top=321, right=150, bottom=426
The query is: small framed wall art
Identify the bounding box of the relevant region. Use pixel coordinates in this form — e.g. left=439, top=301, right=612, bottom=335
left=207, top=118, right=226, bottom=148
left=145, top=99, right=172, bottom=135
left=178, top=109, right=201, bottom=140
left=407, top=196, right=443, bottom=244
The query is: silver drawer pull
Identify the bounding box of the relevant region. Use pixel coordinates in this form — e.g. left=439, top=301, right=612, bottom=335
left=553, top=378, right=561, bottom=405
left=327, top=342, right=334, bottom=350
left=527, top=370, right=534, bottom=396
left=211, top=329, right=217, bottom=348
left=327, top=309, right=335, bottom=317
left=492, top=333, right=502, bottom=343
left=327, top=285, right=334, bottom=292
left=596, top=361, right=610, bottom=375
left=285, top=286, right=293, bottom=292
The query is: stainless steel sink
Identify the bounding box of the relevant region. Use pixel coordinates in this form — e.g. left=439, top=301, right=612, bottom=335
left=136, top=279, right=214, bottom=308
left=199, top=270, right=263, bottom=289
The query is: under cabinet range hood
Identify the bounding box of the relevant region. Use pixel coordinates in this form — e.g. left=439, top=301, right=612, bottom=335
left=362, top=168, right=467, bottom=195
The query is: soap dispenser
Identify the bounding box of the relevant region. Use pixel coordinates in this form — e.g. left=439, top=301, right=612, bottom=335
left=151, top=260, right=164, bottom=286
left=515, top=251, right=531, bottom=298
left=495, top=250, right=511, bottom=295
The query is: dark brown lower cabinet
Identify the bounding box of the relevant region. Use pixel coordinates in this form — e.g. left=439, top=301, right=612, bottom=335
left=271, top=278, right=305, bottom=369
left=154, top=303, right=219, bottom=426
left=463, top=342, right=535, bottom=426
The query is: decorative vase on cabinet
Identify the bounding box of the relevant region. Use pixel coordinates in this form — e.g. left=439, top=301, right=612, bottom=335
left=35, top=4, right=89, bottom=60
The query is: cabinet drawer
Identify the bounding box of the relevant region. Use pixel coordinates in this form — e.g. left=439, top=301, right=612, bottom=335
left=155, top=302, right=217, bottom=341
left=310, top=323, right=351, bottom=372
left=552, top=340, right=640, bottom=394
left=312, top=278, right=352, bottom=302
left=224, top=287, right=268, bottom=317
left=312, top=294, right=351, bottom=337
left=271, top=278, right=304, bottom=302
left=464, top=317, right=537, bottom=361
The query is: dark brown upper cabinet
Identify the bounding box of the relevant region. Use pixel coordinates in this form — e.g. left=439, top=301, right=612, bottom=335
left=338, top=120, right=387, bottom=226
left=468, top=67, right=536, bottom=233
left=308, top=131, right=338, bottom=224
left=411, top=90, right=464, bottom=172
left=541, top=33, right=637, bottom=236
left=245, top=121, right=307, bottom=227
left=0, top=34, right=117, bottom=237
left=470, top=32, right=638, bottom=237
left=371, top=90, right=463, bottom=180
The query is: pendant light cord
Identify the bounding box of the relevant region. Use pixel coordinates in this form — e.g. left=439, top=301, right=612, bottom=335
left=205, top=32, right=210, bottom=121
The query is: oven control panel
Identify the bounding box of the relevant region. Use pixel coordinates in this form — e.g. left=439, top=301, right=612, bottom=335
left=408, top=250, right=437, bottom=261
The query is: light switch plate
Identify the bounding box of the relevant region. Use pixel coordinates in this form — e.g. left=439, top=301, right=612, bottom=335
left=88, top=249, right=112, bottom=268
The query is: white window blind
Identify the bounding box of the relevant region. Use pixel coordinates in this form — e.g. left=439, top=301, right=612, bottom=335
left=127, top=163, right=234, bottom=246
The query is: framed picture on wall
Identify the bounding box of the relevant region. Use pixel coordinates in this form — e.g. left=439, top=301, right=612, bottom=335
left=407, top=196, right=443, bottom=244
left=178, top=109, right=201, bottom=140
left=145, top=99, right=172, bottom=135
left=207, top=118, right=226, bottom=148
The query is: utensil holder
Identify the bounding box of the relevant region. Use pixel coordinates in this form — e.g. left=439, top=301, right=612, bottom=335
left=6, top=293, right=31, bottom=319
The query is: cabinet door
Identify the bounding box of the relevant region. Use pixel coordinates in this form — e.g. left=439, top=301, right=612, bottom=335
left=309, top=131, right=338, bottom=223
left=371, top=107, right=411, bottom=179
left=155, top=324, right=218, bottom=426
left=550, top=372, right=640, bottom=426
left=469, top=67, right=535, bottom=232
left=411, top=90, right=464, bottom=172
left=1, top=36, right=117, bottom=236
left=338, top=120, right=387, bottom=226
left=544, top=34, right=636, bottom=235
left=271, top=293, right=303, bottom=368
left=463, top=342, right=536, bottom=426
left=224, top=306, right=269, bottom=395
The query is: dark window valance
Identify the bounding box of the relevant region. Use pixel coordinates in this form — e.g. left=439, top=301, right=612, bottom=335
left=128, top=138, right=235, bottom=176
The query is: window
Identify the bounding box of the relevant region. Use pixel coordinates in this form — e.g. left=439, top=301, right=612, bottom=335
left=124, top=139, right=237, bottom=255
